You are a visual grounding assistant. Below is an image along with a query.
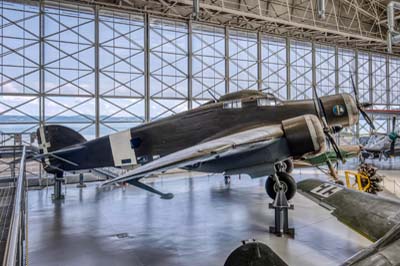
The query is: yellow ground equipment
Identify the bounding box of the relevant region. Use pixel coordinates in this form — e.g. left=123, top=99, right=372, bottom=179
left=345, top=170, right=371, bottom=192
left=344, top=164, right=384, bottom=194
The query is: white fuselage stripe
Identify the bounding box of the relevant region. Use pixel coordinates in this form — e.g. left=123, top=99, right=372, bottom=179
left=109, top=129, right=137, bottom=167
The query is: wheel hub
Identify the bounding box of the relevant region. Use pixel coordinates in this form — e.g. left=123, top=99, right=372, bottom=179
left=273, top=181, right=288, bottom=193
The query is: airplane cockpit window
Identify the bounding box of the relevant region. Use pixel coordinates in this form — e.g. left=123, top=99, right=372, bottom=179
left=257, top=95, right=282, bottom=106
left=257, top=98, right=276, bottom=106
left=223, top=99, right=242, bottom=109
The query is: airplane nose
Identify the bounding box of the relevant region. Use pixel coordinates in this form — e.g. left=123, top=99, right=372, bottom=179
left=342, top=93, right=359, bottom=126
left=319, top=93, right=359, bottom=127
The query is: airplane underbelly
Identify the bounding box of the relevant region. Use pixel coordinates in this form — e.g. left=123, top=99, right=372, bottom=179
left=195, top=138, right=291, bottom=178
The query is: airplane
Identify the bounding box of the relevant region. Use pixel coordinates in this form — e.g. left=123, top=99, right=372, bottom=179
left=229, top=179, right=400, bottom=265
left=35, top=89, right=370, bottom=201
left=360, top=116, right=400, bottom=162
left=295, top=145, right=362, bottom=168
left=298, top=179, right=400, bottom=266
left=294, top=144, right=362, bottom=183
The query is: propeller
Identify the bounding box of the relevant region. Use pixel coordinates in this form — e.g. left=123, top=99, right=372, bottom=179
left=389, top=116, right=398, bottom=155
left=392, top=116, right=396, bottom=132
left=350, top=73, right=375, bottom=130
left=312, top=85, right=345, bottom=162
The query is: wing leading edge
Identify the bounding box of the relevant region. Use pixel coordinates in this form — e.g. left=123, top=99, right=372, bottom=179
left=100, top=124, right=285, bottom=187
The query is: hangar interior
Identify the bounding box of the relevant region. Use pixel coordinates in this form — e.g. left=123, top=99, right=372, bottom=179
left=1, top=0, right=400, bottom=265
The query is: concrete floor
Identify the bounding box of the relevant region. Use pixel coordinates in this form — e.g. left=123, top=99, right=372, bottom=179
left=28, top=172, right=372, bottom=266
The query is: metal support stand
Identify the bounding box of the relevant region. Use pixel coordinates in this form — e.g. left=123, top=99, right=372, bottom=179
left=52, top=172, right=65, bottom=200
left=76, top=173, right=86, bottom=188
left=224, top=175, right=231, bottom=185
left=269, top=189, right=294, bottom=238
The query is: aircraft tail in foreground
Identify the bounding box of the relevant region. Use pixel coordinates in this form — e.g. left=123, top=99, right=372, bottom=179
left=37, top=125, right=86, bottom=154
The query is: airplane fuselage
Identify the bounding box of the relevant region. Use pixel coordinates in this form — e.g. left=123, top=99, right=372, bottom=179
left=39, top=91, right=358, bottom=173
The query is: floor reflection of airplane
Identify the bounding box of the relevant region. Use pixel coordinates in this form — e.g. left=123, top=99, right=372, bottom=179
left=360, top=116, right=400, bottom=161
left=35, top=89, right=365, bottom=201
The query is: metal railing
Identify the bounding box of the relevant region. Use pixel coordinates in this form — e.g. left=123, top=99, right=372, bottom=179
left=2, top=146, right=27, bottom=266
left=0, top=132, right=42, bottom=183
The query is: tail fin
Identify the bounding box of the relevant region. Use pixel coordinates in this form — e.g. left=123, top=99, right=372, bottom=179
left=37, top=125, right=86, bottom=154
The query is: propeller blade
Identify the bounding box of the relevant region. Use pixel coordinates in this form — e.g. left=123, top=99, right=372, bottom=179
left=391, top=139, right=395, bottom=156
left=360, top=108, right=375, bottom=131
left=312, top=85, right=329, bottom=128
left=350, top=73, right=359, bottom=102
left=359, top=108, right=376, bottom=130
left=392, top=116, right=396, bottom=132
left=389, top=118, right=398, bottom=156
left=350, top=73, right=376, bottom=130
left=325, top=131, right=344, bottom=162
left=312, top=84, right=345, bottom=162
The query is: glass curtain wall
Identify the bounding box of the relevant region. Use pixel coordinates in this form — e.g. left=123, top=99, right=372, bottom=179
left=0, top=1, right=399, bottom=143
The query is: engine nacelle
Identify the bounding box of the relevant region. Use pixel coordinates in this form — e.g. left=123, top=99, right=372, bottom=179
left=282, top=115, right=326, bottom=158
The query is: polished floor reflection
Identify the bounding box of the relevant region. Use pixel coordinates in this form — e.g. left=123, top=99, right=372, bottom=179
left=28, top=173, right=370, bottom=266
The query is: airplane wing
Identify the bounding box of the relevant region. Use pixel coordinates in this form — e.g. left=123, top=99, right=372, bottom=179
left=100, top=125, right=285, bottom=187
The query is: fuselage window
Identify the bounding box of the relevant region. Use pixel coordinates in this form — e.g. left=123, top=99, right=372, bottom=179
left=223, top=100, right=242, bottom=109
left=257, top=98, right=276, bottom=106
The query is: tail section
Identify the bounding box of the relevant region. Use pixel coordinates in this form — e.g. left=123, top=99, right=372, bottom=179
left=37, top=125, right=86, bottom=154
left=36, top=125, right=87, bottom=173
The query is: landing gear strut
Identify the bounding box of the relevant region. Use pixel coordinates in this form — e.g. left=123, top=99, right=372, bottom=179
left=282, top=159, right=293, bottom=174
left=52, top=171, right=65, bottom=200
left=266, top=171, right=295, bottom=237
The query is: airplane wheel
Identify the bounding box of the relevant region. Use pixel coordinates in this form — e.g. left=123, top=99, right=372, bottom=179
left=282, top=159, right=293, bottom=173
left=265, top=172, right=296, bottom=201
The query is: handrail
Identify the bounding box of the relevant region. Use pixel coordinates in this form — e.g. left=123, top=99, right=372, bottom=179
left=3, top=146, right=26, bottom=266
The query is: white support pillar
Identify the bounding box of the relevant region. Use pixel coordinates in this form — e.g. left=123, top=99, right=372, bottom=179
left=311, top=41, right=316, bottom=91
left=144, top=14, right=150, bottom=122
left=39, top=1, right=45, bottom=127
left=94, top=6, right=100, bottom=137
left=286, top=37, right=290, bottom=100
left=355, top=50, right=360, bottom=137
left=188, top=19, right=193, bottom=109
left=225, top=26, right=229, bottom=94
left=257, top=31, right=262, bottom=91
left=386, top=54, right=391, bottom=133
left=335, top=45, right=339, bottom=94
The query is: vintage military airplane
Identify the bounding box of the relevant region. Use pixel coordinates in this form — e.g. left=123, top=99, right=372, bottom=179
left=294, top=144, right=362, bottom=183
left=360, top=116, right=400, bottom=162
left=36, top=89, right=367, bottom=201
left=298, top=179, right=400, bottom=265
left=295, top=145, right=362, bottom=168
left=232, top=179, right=400, bottom=265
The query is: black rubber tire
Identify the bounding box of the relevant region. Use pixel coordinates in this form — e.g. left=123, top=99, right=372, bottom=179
left=265, top=172, right=296, bottom=200
left=283, top=159, right=294, bottom=173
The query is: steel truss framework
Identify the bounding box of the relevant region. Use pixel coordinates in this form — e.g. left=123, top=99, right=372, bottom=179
left=0, top=0, right=400, bottom=144
left=72, top=0, right=400, bottom=54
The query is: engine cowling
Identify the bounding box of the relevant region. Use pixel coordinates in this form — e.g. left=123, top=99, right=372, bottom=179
left=282, top=115, right=326, bottom=158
